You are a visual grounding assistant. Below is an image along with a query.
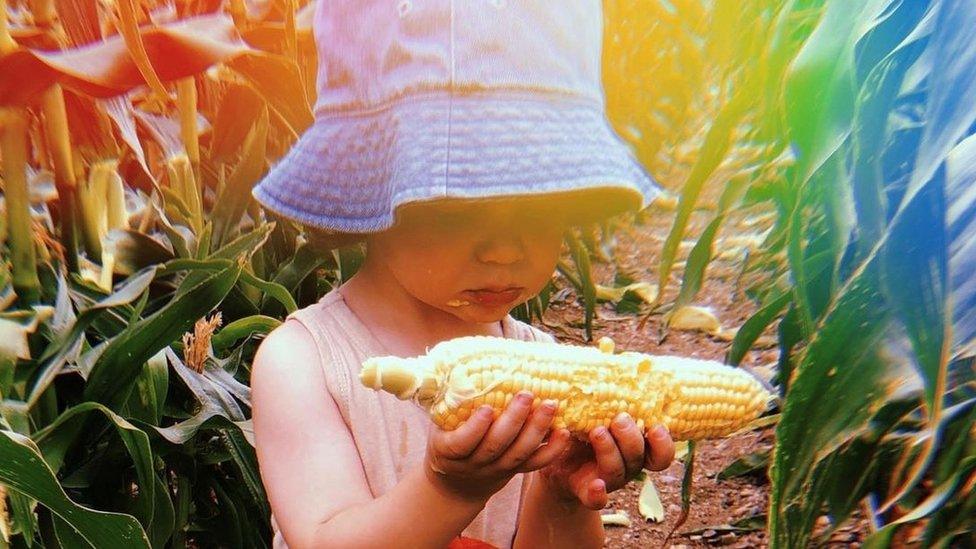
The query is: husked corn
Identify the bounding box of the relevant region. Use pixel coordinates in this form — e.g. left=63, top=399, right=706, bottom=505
left=359, top=336, right=772, bottom=441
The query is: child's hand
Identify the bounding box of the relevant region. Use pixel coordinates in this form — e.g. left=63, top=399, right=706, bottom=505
left=424, top=391, right=572, bottom=502
left=538, top=414, right=675, bottom=510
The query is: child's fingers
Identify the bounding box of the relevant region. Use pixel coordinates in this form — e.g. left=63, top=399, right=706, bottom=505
left=432, top=405, right=495, bottom=460
left=608, top=413, right=646, bottom=479
left=575, top=477, right=608, bottom=510
left=514, top=428, right=571, bottom=472
left=469, top=391, right=534, bottom=465
left=589, top=426, right=627, bottom=489
left=643, top=425, right=675, bottom=472
left=495, top=399, right=558, bottom=469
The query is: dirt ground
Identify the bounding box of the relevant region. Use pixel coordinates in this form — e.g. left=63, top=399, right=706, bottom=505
left=538, top=203, right=867, bottom=548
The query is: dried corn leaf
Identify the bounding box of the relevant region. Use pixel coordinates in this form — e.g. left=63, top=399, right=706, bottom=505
left=638, top=477, right=665, bottom=523
left=207, top=82, right=264, bottom=163
left=113, top=0, right=169, bottom=99
left=669, top=305, right=722, bottom=334
left=101, top=95, right=150, bottom=176
left=62, top=89, right=121, bottom=162
left=649, top=191, right=679, bottom=211
left=595, top=281, right=658, bottom=304
left=211, top=105, right=268, bottom=246
left=600, top=509, right=632, bottom=528
left=0, top=14, right=249, bottom=106
left=0, top=307, right=54, bottom=360
left=224, top=52, right=313, bottom=134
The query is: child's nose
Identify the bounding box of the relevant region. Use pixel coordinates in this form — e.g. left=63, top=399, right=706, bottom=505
left=475, top=236, right=525, bottom=265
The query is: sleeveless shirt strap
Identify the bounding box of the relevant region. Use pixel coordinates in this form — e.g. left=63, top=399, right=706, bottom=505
left=284, top=299, right=354, bottom=426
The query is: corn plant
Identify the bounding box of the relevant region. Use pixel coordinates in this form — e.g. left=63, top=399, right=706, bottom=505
left=605, top=1, right=973, bottom=545
left=0, top=0, right=343, bottom=545
left=661, top=0, right=976, bottom=546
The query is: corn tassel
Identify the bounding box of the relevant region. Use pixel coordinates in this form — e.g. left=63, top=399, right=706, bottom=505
left=360, top=336, right=772, bottom=441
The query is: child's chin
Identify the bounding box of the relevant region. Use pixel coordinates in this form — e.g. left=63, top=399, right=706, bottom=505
left=446, top=304, right=511, bottom=323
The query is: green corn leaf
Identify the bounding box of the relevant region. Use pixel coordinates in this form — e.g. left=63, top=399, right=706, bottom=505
left=770, top=262, right=894, bottom=547
left=7, top=490, right=38, bottom=548
left=882, top=169, right=948, bottom=419
left=565, top=230, right=595, bottom=342
left=717, top=449, right=770, bottom=480
left=166, top=348, right=245, bottom=421
left=83, top=260, right=241, bottom=409
left=0, top=430, right=149, bottom=548
left=862, top=457, right=976, bottom=549
left=268, top=243, right=327, bottom=296
left=901, top=1, right=976, bottom=214
left=139, top=405, right=251, bottom=446
left=239, top=270, right=297, bottom=315
left=220, top=427, right=269, bottom=518
left=657, top=88, right=752, bottom=301
left=31, top=402, right=157, bottom=531
left=125, top=349, right=169, bottom=426
left=211, top=315, right=280, bottom=354
left=207, top=478, right=243, bottom=548
left=27, top=267, right=159, bottom=409
left=727, top=290, right=791, bottom=366
left=674, top=215, right=721, bottom=309
left=785, top=0, right=890, bottom=184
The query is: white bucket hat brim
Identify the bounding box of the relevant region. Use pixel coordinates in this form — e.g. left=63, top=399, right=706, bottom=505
left=252, top=90, right=661, bottom=234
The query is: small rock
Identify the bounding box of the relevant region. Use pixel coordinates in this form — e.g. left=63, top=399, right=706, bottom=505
left=703, top=529, right=717, bottom=538
left=718, top=532, right=737, bottom=545
left=734, top=504, right=760, bottom=516
left=690, top=535, right=703, bottom=541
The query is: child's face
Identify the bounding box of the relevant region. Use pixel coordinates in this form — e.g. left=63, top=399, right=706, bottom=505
left=367, top=198, right=569, bottom=322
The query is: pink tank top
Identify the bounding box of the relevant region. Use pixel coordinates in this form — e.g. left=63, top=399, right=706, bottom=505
left=269, top=289, right=556, bottom=548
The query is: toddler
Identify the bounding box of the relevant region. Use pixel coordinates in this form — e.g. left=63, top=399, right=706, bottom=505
left=250, top=1, right=674, bottom=547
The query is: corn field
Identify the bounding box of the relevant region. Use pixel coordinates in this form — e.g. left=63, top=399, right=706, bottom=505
left=0, top=0, right=973, bottom=547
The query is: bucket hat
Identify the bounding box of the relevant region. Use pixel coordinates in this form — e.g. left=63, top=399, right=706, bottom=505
left=251, top=0, right=662, bottom=238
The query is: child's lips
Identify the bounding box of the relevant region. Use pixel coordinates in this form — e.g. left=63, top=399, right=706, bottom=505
left=461, top=287, right=524, bottom=306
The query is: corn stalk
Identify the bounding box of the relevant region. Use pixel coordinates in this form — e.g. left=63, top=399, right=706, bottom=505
left=177, top=77, right=201, bottom=182
left=0, top=107, right=41, bottom=304
left=39, top=85, right=80, bottom=273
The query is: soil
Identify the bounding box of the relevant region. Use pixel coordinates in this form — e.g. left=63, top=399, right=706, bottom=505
left=538, top=202, right=869, bottom=548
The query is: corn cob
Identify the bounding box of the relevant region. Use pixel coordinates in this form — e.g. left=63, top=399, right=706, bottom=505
left=360, top=336, right=772, bottom=441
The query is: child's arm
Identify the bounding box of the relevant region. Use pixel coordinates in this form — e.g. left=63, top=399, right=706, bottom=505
left=252, top=321, right=568, bottom=548
left=252, top=321, right=486, bottom=548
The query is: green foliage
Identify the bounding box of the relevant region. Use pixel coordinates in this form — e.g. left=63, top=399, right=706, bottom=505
left=0, top=5, right=335, bottom=547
